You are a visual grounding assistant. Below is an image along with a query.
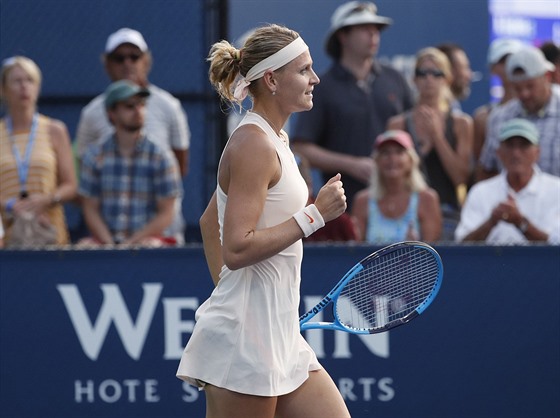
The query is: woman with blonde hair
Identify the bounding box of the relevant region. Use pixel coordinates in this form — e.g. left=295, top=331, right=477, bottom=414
left=352, top=130, right=441, bottom=243
left=0, top=56, right=76, bottom=246
left=176, top=24, right=350, bottom=418
left=387, top=47, right=473, bottom=240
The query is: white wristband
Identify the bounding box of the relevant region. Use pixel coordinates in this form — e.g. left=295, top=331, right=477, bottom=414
left=293, top=204, right=325, bottom=238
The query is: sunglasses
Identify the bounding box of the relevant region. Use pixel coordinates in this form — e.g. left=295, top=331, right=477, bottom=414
left=108, top=53, right=143, bottom=64
left=415, top=68, right=445, bottom=78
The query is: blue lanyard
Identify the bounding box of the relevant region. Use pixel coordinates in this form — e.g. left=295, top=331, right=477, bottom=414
left=5, top=113, right=38, bottom=197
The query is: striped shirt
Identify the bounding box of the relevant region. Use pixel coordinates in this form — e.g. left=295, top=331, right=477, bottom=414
left=479, top=85, right=560, bottom=176
left=79, top=136, right=182, bottom=241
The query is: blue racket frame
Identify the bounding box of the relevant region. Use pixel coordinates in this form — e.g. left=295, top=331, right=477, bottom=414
left=299, top=241, right=444, bottom=334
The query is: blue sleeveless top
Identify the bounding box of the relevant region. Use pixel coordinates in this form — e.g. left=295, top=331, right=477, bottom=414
left=366, top=192, right=420, bottom=243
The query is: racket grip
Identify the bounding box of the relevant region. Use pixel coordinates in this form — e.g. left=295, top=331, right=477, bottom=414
left=293, top=204, right=325, bottom=237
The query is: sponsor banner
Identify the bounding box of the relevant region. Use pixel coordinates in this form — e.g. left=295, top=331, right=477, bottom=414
left=0, top=245, right=558, bottom=417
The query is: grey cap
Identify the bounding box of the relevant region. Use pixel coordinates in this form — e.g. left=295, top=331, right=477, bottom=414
left=498, top=118, right=539, bottom=144
left=325, top=1, right=392, bottom=58
left=487, top=38, right=523, bottom=65
left=506, top=45, right=555, bottom=82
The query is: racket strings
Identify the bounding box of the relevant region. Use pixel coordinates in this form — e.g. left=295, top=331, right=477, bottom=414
left=335, top=247, right=439, bottom=331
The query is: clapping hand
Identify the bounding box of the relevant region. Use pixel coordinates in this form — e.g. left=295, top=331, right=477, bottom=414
left=491, top=194, right=522, bottom=226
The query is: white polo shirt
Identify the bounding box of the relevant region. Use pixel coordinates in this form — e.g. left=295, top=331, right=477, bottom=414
left=455, top=167, right=560, bottom=244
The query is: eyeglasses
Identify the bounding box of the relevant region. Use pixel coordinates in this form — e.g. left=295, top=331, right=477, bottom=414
left=415, top=68, right=445, bottom=78
left=108, top=53, right=143, bottom=64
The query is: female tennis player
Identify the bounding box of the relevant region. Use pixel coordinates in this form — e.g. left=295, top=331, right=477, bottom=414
left=176, top=24, right=350, bottom=418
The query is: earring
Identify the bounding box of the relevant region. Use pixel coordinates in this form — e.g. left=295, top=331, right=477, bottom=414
left=272, top=91, right=276, bottom=96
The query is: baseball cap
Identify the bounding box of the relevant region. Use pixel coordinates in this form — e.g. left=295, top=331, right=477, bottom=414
left=325, top=1, right=392, bottom=58
left=105, top=28, right=148, bottom=54
left=487, top=38, right=523, bottom=65
left=498, top=118, right=539, bottom=144
left=506, top=45, right=555, bottom=82
left=104, top=80, right=150, bottom=109
left=375, top=130, right=413, bottom=150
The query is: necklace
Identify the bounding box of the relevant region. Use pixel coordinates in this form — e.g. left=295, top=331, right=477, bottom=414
left=6, top=113, right=39, bottom=198
left=252, top=111, right=289, bottom=147
left=252, top=111, right=281, bottom=136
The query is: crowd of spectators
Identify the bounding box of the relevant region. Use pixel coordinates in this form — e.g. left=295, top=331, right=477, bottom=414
left=1, top=1, right=558, bottom=248
left=292, top=1, right=559, bottom=246
left=1, top=29, right=189, bottom=248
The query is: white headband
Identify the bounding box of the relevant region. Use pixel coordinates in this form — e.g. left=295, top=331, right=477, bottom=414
left=233, top=37, right=308, bottom=101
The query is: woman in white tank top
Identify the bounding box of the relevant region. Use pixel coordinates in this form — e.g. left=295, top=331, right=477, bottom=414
left=176, top=24, right=350, bottom=418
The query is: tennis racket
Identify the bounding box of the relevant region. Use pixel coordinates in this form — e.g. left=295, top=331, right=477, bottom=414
left=300, top=241, right=443, bottom=334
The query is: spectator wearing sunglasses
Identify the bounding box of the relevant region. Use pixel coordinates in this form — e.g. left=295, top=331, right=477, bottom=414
left=75, top=28, right=190, bottom=243
left=387, top=47, right=473, bottom=241
left=291, top=1, right=413, bottom=210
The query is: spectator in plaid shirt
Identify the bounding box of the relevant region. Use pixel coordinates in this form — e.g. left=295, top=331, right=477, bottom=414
left=78, top=80, right=182, bottom=247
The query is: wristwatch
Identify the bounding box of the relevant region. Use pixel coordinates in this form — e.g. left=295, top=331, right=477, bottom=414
left=518, top=218, right=529, bottom=234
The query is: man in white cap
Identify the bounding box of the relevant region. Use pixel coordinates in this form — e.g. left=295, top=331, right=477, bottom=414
left=477, top=45, right=559, bottom=181
left=456, top=118, right=560, bottom=244
left=75, top=28, right=190, bottom=243
left=291, top=1, right=413, bottom=209
left=472, top=38, right=523, bottom=160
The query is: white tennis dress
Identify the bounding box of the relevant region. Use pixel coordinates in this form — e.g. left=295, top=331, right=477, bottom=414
left=176, top=112, right=321, bottom=396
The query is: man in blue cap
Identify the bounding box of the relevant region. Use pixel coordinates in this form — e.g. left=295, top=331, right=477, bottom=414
left=456, top=118, right=560, bottom=244
left=78, top=80, right=182, bottom=247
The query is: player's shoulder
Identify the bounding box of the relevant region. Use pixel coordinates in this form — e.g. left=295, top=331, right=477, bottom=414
left=227, top=124, right=278, bottom=164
